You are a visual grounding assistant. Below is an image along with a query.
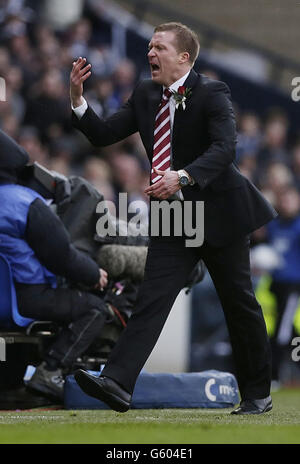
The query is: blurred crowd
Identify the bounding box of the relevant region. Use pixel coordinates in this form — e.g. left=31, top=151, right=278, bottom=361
left=1, top=1, right=300, bottom=266
left=0, top=1, right=151, bottom=217
left=1, top=0, right=300, bottom=383
left=0, top=2, right=300, bottom=226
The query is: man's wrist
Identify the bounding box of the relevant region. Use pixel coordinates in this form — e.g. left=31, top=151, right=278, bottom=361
left=72, top=97, right=88, bottom=119
left=71, top=96, right=84, bottom=109
left=177, top=169, right=195, bottom=186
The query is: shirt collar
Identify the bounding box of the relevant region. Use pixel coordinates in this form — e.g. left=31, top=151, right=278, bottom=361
left=163, top=69, right=191, bottom=93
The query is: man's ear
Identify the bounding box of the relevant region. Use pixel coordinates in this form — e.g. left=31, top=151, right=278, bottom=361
left=179, top=51, right=190, bottom=64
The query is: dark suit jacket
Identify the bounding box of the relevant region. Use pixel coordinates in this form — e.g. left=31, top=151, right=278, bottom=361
left=72, top=69, right=277, bottom=246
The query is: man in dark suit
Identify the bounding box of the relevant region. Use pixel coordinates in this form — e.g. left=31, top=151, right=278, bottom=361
left=70, top=22, right=277, bottom=414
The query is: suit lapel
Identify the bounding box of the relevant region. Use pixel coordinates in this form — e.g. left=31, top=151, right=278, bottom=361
left=172, top=69, right=199, bottom=145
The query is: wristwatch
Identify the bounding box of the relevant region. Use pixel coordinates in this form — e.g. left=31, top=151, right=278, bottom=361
left=178, top=170, right=190, bottom=188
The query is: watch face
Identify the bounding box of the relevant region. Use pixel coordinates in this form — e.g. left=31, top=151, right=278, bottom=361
left=179, top=176, right=189, bottom=187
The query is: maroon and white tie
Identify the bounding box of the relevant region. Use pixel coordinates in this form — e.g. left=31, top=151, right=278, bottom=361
left=151, top=88, right=172, bottom=184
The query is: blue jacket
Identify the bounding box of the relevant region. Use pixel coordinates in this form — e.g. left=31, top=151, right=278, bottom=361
left=0, top=184, right=56, bottom=287
left=267, top=215, right=300, bottom=283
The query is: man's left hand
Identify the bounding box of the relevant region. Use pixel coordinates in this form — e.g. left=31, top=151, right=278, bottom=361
left=144, top=168, right=180, bottom=199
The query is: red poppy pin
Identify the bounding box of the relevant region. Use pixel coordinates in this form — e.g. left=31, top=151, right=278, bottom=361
left=172, top=86, right=192, bottom=110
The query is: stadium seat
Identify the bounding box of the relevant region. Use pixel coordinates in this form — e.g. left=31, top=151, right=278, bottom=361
left=0, top=253, right=34, bottom=329
left=0, top=253, right=58, bottom=399
left=0, top=252, right=56, bottom=336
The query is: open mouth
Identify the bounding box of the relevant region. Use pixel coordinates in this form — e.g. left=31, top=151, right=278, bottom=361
left=150, top=63, right=160, bottom=72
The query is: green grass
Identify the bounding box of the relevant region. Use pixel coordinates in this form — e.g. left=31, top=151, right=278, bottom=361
left=0, top=389, right=299, bottom=444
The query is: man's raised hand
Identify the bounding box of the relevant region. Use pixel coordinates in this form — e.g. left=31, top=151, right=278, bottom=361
left=70, top=57, right=92, bottom=108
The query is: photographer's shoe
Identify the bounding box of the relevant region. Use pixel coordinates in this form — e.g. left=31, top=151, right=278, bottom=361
left=231, top=396, right=272, bottom=415
left=74, top=369, right=131, bottom=412
left=26, top=362, right=64, bottom=401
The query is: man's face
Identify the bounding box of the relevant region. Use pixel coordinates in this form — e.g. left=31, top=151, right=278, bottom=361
left=148, top=31, right=187, bottom=87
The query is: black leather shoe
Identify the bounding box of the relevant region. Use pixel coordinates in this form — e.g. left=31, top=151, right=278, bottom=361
left=231, top=395, right=272, bottom=415
left=74, top=370, right=131, bottom=413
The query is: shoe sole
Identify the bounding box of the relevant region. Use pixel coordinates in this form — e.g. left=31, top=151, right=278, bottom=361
left=231, top=402, right=273, bottom=415
left=74, top=370, right=130, bottom=413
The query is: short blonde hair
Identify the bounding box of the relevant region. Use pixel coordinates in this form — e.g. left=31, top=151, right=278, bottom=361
left=154, top=22, right=200, bottom=64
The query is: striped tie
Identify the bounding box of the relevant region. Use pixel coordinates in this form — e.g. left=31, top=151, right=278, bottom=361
left=151, top=88, right=172, bottom=184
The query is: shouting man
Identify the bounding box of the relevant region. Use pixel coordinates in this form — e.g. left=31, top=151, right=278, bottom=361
left=70, top=22, right=277, bottom=414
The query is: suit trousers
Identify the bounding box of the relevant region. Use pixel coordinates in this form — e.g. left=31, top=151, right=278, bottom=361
left=102, top=235, right=272, bottom=400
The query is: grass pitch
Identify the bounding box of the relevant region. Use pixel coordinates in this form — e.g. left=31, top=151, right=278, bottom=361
left=0, top=388, right=299, bottom=444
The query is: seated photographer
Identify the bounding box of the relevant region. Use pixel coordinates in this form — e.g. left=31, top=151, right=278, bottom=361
left=0, top=129, right=114, bottom=401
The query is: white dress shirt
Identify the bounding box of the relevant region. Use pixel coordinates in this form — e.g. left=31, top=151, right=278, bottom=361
left=163, top=69, right=191, bottom=139
left=162, top=70, right=193, bottom=199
